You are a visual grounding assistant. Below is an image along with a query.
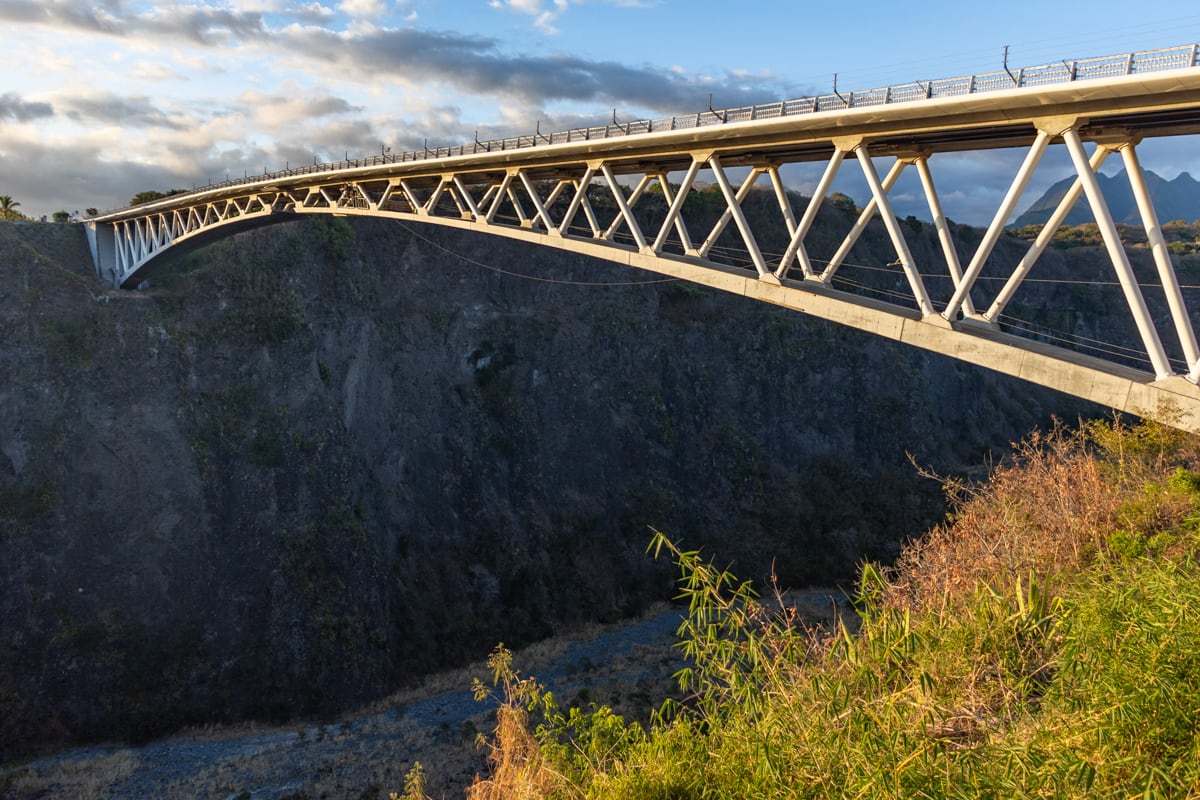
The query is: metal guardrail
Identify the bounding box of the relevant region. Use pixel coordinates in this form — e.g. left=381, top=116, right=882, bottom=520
left=130, top=43, right=1200, bottom=211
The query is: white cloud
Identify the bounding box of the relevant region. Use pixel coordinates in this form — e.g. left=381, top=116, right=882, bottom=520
left=489, top=0, right=574, bottom=34
left=236, top=87, right=362, bottom=128
left=128, top=61, right=185, bottom=82
left=338, top=0, right=388, bottom=17
left=295, top=3, right=337, bottom=23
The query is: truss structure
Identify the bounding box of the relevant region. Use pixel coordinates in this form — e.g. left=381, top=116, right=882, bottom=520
left=87, top=53, right=1200, bottom=430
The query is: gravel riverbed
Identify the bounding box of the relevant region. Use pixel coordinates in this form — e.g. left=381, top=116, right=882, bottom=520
left=4, top=592, right=847, bottom=799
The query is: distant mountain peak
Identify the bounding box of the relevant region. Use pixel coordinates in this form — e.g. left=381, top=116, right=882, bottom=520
left=1013, top=169, right=1200, bottom=227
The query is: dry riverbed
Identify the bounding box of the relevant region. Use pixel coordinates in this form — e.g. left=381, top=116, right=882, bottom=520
left=3, top=592, right=848, bottom=799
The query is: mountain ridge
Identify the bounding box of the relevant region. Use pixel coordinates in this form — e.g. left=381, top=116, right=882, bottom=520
left=1013, top=169, right=1200, bottom=227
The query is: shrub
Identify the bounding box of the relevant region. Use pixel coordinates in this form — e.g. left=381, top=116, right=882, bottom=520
left=452, top=418, right=1200, bottom=799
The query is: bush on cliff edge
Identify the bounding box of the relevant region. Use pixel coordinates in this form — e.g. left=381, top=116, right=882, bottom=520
left=458, top=417, right=1200, bottom=799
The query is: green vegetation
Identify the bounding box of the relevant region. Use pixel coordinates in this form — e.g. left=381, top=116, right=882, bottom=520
left=0, top=194, right=27, bottom=221
left=313, top=215, right=357, bottom=263
left=457, top=418, right=1200, bottom=799
left=829, top=191, right=858, bottom=215
left=129, top=188, right=188, bottom=206
left=0, top=478, right=55, bottom=519
left=1010, top=218, right=1200, bottom=254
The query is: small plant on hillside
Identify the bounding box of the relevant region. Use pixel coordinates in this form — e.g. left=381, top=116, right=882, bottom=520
left=392, top=762, right=429, bottom=800
left=466, top=646, right=563, bottom=800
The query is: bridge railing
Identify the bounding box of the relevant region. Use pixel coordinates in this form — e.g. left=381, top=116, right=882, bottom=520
left=113, top=43, right=1200, bottom=215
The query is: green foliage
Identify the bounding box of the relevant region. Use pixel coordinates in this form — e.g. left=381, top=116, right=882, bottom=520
left=0, top=478, right=55, bottom=519
left=829, top=192, right=858, bottom=215
left=51, top=210, right=70, bottom=223
left=0, top=194, right=25, bottom=222
left=458, top=419, right=1200, bottom=799
left=314, top=215, right=356, bottom=263
left=681, top=183, right=727, bottom=215
left=662, top=280, right=706, bottom=299
left=648, top=530, right=779, bottom=722
left=1026, top=551, right=1200, bottom=796
left=1009, top=219, right=1200, bottom=254
left=394, top=762, right=429, bottom=800
left=129, top=188, right=187, bottom=206
left=1086, top=415, right=1200, bottom=479
left=43, top=315, right=102, bottom=367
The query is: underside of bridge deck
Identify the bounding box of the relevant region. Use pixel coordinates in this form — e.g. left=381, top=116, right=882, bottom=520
left=84, top=45, right=1200, bottom=431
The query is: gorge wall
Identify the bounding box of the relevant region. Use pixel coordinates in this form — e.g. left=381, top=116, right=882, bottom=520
left=0, top=203, right=1097, bottom=759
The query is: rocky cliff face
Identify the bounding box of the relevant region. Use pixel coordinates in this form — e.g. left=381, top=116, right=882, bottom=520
left=0, top=209, right=1090, bottom=759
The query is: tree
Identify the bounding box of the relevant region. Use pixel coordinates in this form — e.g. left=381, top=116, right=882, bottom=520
left=130, top=188, right=187, bottom=206
left=130, top=190, right=167, bottom=206
left=829, top=192, right=858, bottom=215
left=0, top=195, right=24, bottom=222
left=52, top=210, right=70, bottom=223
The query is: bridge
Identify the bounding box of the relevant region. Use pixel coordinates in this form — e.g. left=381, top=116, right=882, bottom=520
left=86, top=44, right=1200, bottom=431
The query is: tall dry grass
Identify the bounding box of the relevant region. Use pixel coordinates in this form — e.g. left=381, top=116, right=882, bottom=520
left=464, top=647, right=563, bottom=800
left=889, top=417, right=1200, bottom=614
left=455, top=416, right=1200, bottom=799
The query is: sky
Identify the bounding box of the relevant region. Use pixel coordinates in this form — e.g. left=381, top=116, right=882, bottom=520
left=1, top=0, right=1199, bottom=223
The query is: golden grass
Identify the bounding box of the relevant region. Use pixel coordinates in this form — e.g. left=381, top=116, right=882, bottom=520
left=5, top=751, right=139, bottom=799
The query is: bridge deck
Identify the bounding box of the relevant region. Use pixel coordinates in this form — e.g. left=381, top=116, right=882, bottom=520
left=84, top=44, right=1200, bottom=432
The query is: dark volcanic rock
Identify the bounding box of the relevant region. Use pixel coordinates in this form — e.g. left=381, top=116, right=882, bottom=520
left=0, top=213, right=1090, bottom=759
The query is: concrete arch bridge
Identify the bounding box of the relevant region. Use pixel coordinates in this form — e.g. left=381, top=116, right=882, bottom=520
left=87, top=45, right=1200, bottom=431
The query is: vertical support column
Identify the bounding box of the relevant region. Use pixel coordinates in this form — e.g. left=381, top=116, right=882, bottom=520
left=943, top=128, right=1050, bottom=322
left=557, top=165, right=596, bottom=235
left=485, top=173, right=515, bottom=224
left=1120, top=142, right=1200, bottom=375
left=115, top=221, right=134, bottom=282
left=85, top=222, right=119, bottom=287
left=452, top=176, right=483, bottom=219
left=517, top=171, right=558, bottom=233
left=1062, top=127, right=1172, bottom=379
left=600, top=163, right=648, bottom=251
left=767, top=164, right=799, bottom=240
left=820, top=157, right=907, bottom=282
left=776, top=149, right=845, bottom=280
left=855, top=146, right=934, bottom=317
left=603, top=174, right=655, bottom=239
left=651, top=158, right=703, bottom=254
left=915, top=155, right=975, bottom=317
left=707, top=155, right=770, bottom=278
left=698, top=166, right=765, bottom=259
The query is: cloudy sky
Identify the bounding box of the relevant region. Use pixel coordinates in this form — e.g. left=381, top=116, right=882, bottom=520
left=1, top=0, right=1199, bottom=223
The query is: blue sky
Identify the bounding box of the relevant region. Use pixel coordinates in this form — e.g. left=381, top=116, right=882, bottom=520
left=1, top=0, right=1199, bottom=222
